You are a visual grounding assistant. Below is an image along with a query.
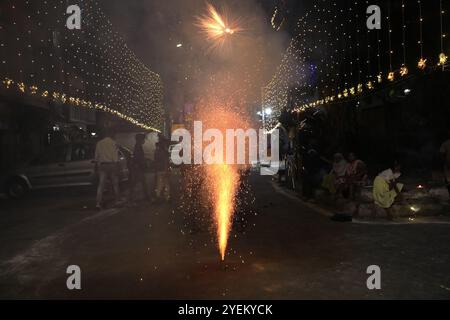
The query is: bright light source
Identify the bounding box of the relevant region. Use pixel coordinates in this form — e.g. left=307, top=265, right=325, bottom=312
left=91, top=132, right=97, bottom=136
left=176, top=43, right=183, bottom=48
left=404, top=88, right=411, bottom=95
left=410, top=206, right=420, bottom=213
left=264, top=107, right=273, bottom=116
left=256, top=111, right=262, bottom=116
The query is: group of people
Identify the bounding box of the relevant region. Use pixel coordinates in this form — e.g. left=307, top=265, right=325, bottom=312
left=321, top=152, right=368, bottom=200
left=301, top=131, right=450, bottom=220
left=94, top=129, right=450, bottom=215
left=321, top=152, right=405, bottom=219
left=94, top=130, right=171, bottom=210
left=299, top=147, right=400, bottom=218
left=320, top=147, right=450, bottom=220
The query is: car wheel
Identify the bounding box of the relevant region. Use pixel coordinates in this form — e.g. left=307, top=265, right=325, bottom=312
left=7, top=178, right=29, bottom=199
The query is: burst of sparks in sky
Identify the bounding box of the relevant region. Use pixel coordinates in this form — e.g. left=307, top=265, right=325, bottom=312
left=197, top=3, right=241, bottom=52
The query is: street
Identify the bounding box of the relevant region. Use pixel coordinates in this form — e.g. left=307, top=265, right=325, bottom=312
left=1, top=172, right=449, bottom=299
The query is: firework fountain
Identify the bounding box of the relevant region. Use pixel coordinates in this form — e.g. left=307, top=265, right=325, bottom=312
left=197, top=102, right=251, bottom=261
left=182, top=2, right=261, bottom=262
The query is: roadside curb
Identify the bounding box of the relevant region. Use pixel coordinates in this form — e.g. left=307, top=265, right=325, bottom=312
left=271, top=180, right=450, bottom=226
left=270, top=180, right=333, bottom=218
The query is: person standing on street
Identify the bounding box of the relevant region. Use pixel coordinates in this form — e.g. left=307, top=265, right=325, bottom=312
left=95, top=130, right=121, bottom=210
left=440, top=130, right=450, bottom=200
left=128, top=133, right=150, bottom=205
left=154, top=136, right=171, bottom=202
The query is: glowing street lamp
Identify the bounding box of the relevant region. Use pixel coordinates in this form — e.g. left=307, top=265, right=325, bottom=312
left=259, top=107, right=273, bottom=129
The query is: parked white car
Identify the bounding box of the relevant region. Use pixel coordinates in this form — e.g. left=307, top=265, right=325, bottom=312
left=1, top=142, right=131, bottom=198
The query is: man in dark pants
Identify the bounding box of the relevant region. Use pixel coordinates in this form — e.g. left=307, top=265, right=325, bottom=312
left=128, top=133, right=150, bottom=205
left=154, top=136, right=171, bottom=202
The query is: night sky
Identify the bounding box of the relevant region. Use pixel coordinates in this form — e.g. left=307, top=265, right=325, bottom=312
left=100, top=0, right=289, bottom=115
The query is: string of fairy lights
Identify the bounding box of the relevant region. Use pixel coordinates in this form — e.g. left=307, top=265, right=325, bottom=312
left=0, top=0, right=163, bottom=132
left=263, top=0, right=448, bottom=129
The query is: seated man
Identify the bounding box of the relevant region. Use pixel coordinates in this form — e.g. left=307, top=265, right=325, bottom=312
left=345, top=152, right=368, bottom=217
left=322, top=153, right=348, bottom=197
left=346, top=153, right=368, bottom=193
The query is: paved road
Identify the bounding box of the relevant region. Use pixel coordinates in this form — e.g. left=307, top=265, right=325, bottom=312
left=0, top=173, right=450, bottom=299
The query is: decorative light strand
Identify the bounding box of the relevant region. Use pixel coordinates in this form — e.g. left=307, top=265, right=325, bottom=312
left=387, top=1, right=394, bottom=81
left=418, top=0, right=427, bottom=70
left=1, top=76, right=161, bottom=132
left=400, top=0, right=409, bottom=76
left=438, top=0, right=448, bottom=69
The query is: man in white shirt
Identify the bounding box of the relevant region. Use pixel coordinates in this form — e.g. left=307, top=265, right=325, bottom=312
left=440, top=130, right=450, bottom=198
left=95, top=131, right=120, bottom=210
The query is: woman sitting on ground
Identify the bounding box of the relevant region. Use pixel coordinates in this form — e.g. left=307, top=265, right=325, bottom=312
left=372, top=163, right=403, bottom=220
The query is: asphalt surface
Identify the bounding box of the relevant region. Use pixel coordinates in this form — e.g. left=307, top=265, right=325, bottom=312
left=0, top=172, right=450, bottom=299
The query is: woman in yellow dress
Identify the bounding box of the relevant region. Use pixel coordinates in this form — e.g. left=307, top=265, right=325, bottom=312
left=373, top=164, right=403, bottom=220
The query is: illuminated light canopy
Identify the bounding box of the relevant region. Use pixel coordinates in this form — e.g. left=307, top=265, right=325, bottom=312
left=1, top=77, right=160, bottom=132
left=0, top=0, right=164, bottom=131
left=263, top=0, right=448, bottom=125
